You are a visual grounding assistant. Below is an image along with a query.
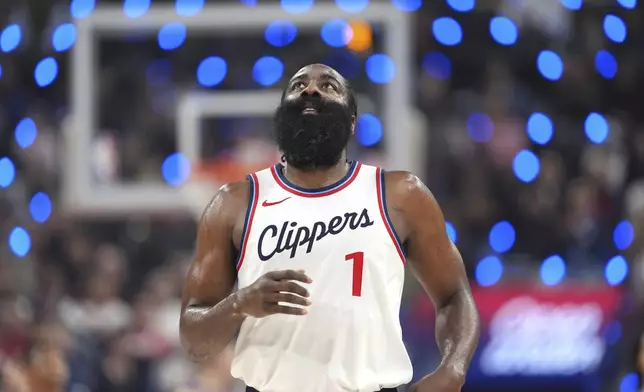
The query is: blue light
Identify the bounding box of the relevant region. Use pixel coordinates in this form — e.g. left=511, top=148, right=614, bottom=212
left=280, top=0, right=314, bottom=14
left=322, top=51, right=360, bottom=80
left=446, top=221, right=458, bottom=244
left=265, top=20, right=298, bottom=47
left=584, top=112, right=609, bottom=144
left=513, top=149, right=540, bottom=182
left=489, top=16, right=517, bottom=45
left=356, top=114, right=383, bottom=147
left=175, top=0, right=204, bottom=16
left=123, top=0, right=150, bottom=18
left=0, top=63, right=3, bottom=80
left=335, top=0, right=368, bottom=12
left=161, top=153, right=190, bottom=187
left=320, top=19, right=351, bottom=48
left=466, top=113, right=494, bottom=143
left=392, top=0, right=422, bottom=12
left=605, top=255, right=628, bottom=286
left=620, top=373, right=639, bottom=392
left=559, top=0, right=582, bottom=10
left=70, top=0, right=96, bottom=18
left=605, top=321, right=622, bottom=346
left=537, top=50, right=564, bottom=81
left=614, top=220, right=634, bottom=251
left=422, top=52, right=451, bottom=79
left=240, top=0, right=257, bottom=5
left=603, top=15, right=627, bottom=43
left=253, top=56, right=284, bottom=87
left=15, top=118, right=37, bottom=149
left=197, top=56, right=227, bottom=87
left=526, top=112, right=553, bottom=145
left=540, top=255, right=566, bottom=286
left=595, top=50, right=617, bottom=79
left=52, top=23, right=76, bottom=52
left=475, top=256, right=503, bottom=286
left=0, top=157, right=16, bottom=188
left=9, top=227, right=31, bottom=257
left=1, top=24, right=21, bottom=52
left=432, top=17, right=463, bottom=46
left=489, top=221, right=515, bottom=253
left=366, top=54, right=396, bottom=84
left=447, top=0, right=475, bottom=12
left=157, top=22, right=187, bottom=50
left=34, top=57, right=58, bottom=87
left=29, top=192, right=52, bottom=223
left=617, top=0, right=637, bottom=9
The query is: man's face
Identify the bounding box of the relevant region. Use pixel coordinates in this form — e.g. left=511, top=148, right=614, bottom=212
left=273, top=65, right=355, bottom=170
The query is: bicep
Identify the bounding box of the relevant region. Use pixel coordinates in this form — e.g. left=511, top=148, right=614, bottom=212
left=404, top=179, right=469, bottom=308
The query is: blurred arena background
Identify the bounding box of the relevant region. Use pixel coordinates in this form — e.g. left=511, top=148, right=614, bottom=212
left=0, top=0, right=643, bottom=391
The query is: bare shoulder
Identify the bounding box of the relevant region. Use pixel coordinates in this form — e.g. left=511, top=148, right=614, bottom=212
left=198, top=179, right=251, bottom=235
left=383, top=170, right=435, bottom=207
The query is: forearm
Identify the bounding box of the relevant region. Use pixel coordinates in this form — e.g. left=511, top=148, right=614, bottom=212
left=179, top=292, right=246, bottom=362
left=434, top=288, right=480, bottom=381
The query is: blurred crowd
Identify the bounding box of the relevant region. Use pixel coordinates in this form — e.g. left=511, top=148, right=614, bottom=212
left=1, top=1, right=644, bottom=391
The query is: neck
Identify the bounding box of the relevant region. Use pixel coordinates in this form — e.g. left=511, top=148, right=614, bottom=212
left=282, top=153, right=349, bottom=189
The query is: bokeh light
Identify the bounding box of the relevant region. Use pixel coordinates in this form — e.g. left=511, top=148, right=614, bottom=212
left=526, top=112, right=554, bottom=145
left=620, top=373, right=639, bottom=392
left=175, top=0, right=204, bottom=16
left=537, top=50, right=564, bottom=81
left=617, top=0, right=637, bottom=9
left=584, top=112, right=609, bottom=144
left=34, top=57, right=58, bottom=87
left=280, top=0, right=314, bottom=14
left=422, top=52, right=451, bottom=80
left=540, top=255, right=566, bottom=286
left=30, top=192, right=52, bottom=223
left=355, top=114, right=383, bottom=147
left=335, top=0, right=368, bottom=12
left=513, top=149, right=540, bottom=182
left=9, top=227, right=31, bottom=257
left=265, top=20, right=298, bottom=47
left=320, top=19, right=352, bottom=48
left=161, top=153, right=191, bottom=187
left=613, top=220, right=634, bottom=251
left=559, top=0, right=582, bottom=10
left=603, top=14, right=627, bottom=43
left=366, top=54, right=395, bottom=84
left=489, top=16, right=518, bottom=45
left=445, top=221, right=458, bottom=244
left=466, top=113, right=494, bottom=143
left=595, top=50, right=617, bottom=79
left=476, top=256, right=503, bottom=286
left=347, top=21, right=372, bottom=52
left=447, top=0, right=475, bottom=12
left=1, top=24, right=21, bottom=52
left=123, top=0, right=151, bottom=18
left=391, top=0, right=422, bottom=12
left=70, top=0, right=96, bottom=18
left=196, top=56, right=227, bottom=87
left=253, top=56, right=284, bottom=86
left=15, top=118, right=37, bottom=149
left=52, top=23, right=77, bottom=52
left=0, top=157, right=16, bottom=188
left=605, top=255, right=628, bottom=286
left=489, top=221, right=516, bottom=253
left=433, top=17, right=463, bottom=46
left=157, top=22, right=187, bottom=50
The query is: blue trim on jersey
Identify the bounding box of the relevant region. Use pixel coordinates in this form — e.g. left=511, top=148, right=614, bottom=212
left=274, top=160, right=358, bottom=194
left=235, top=174, right=256, bottom=269
left=379, top=169, right=406, bottom=257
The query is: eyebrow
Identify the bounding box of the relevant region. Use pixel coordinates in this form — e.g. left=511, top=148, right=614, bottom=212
left=289, top=72, right=343, bottom=87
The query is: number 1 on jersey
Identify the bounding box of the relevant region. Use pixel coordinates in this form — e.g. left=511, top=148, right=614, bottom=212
left=345, top=252, right=364, bottom=297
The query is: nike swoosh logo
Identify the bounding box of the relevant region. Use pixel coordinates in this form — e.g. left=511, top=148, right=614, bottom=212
left=262, top=197, right=291, bottom=207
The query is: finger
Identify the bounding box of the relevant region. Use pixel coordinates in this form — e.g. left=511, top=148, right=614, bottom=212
left=276, top=281, right=310, bottom=297
left=267, top=293, right=311, bottom=307
left=267, top=304, right=308, bottom=316
left=267, top=269, right=312, bottom=283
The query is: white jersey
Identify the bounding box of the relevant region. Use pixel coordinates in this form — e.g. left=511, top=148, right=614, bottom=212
left=231, top=161, right=413, bottom=392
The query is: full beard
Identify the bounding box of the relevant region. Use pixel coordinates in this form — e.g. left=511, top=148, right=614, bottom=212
left=273, top=96, right=353, bottom=171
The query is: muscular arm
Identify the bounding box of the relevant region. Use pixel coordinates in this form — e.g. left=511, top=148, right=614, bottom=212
left=179, top=180, right=249, bottom=362
left=386, top=172, right=480, bottom=385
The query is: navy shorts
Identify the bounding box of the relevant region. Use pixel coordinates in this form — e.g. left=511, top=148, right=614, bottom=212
left=245, top=388, right=399, bottom=392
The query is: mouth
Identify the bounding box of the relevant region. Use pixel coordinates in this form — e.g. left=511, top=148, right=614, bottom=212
left=302, top=107, right=318, bottom=115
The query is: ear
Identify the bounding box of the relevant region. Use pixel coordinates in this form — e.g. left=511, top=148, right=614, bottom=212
left=351, top=115, right=356, bottom=136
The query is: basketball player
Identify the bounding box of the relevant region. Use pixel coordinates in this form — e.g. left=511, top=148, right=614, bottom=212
left=180, top=64, right=480, bottom=392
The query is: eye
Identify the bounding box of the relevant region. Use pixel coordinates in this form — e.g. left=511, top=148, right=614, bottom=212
left=322, top=83, right=336, bottom=91
left=293, top=82, right=306, bottom=89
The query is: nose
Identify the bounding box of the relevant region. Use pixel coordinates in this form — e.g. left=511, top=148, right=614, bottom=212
left=300, top=82, right=321, bottom=98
